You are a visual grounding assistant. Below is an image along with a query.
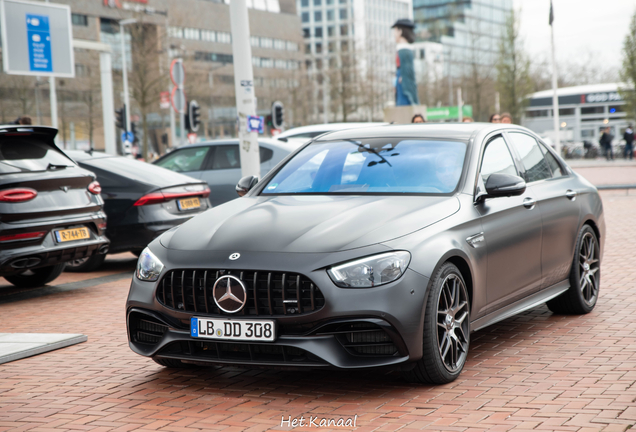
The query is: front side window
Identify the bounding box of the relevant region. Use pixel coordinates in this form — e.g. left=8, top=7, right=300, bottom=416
left=507, top=132, right=552, bottom=182
left=262, top=138, right=466, bottom=194
left=480, top=136, right=517, bottom=183
left=155, top=147, right=209, bottom=172
left=540, top=144, right=565, bottom=178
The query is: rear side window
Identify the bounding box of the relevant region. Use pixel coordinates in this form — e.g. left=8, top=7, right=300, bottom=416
left=480, top=136, right=517, bottom=183
left=155, top=147, right=209, bottom=172
left=0, top=137, right=73, bottom=173
left=507, top=132, right=552, bottom=183
left=541, top=145, right=565, bottom=178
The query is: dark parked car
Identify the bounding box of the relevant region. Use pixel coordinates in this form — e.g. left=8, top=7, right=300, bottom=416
left=127, top=123, right=604, bottom=384
left=0, top=126, right=109, bottom=287
left=64, top=151, right=210, bottom=272
left=153, top=139, right=298, bottom=206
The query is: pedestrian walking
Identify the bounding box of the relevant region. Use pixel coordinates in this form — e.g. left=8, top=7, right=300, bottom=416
left=600, top=126, right=614, bottom=160
left=624, top=124, right=634, bottom=160
left=392, top=19, right=419, bottom=107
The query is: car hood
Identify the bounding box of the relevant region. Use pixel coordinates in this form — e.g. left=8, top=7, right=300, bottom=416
left=162, top=195, right=460, bottom=253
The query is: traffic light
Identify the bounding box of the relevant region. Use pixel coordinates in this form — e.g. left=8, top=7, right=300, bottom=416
left=271, top=101, right=284, bottom=129
left=131, top=122, right=139, bottom=144
left=187, top=100, right=201, bottom=132
left=115, top=105, right=127, bottom=131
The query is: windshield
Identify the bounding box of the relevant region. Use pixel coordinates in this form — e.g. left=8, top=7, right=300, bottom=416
left=262, top=138, right=466, bottom=194
left=0, top=137, right=74, bottom=174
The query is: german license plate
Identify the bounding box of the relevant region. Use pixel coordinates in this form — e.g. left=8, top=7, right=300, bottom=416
left=54, top=227, right=90, bottom=243
left=190, top=317, right=276, bottom=342
left=178, top=197, right=201, bottom=210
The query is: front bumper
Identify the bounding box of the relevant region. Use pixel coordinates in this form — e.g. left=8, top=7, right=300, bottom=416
left=126, top=247, right=430, bottom=369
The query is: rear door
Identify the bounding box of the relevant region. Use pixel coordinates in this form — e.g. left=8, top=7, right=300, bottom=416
left=476, top=134, right=544, bottom=311
left=199, top=144, right=275, bottom=206
left=506, top=132, right=580, bottom=288
left=0, top=135, right=98, bottom=224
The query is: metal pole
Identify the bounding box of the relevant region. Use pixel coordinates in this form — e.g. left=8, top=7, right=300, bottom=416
left=229, top=0, right=260, bottom=179
left=457, top=88, right=463, bottom=122
left=34, top=77, right=42, bottom=124
left=550, top=22, right=561, bottom=156
left=120, top=23, right=131, bottom=134
left=45, top=0, right=57, bottom=131
left=100, top=51, right=117, bottom=155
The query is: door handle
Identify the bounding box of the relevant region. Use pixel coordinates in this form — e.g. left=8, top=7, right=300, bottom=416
left=523, top=197, right=536, bottom=209
left=566, top=190, right=577, bottom=200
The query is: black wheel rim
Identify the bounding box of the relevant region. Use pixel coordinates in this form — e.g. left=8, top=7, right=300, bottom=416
left=436, top=274, right=469, bottom=373
left=579, top=232, right=599, bottom=306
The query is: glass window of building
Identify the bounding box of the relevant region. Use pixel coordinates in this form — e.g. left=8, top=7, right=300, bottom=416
left=559, top=108, right=575, bottom=116
left=327, top=26, right=335, bottom=36
left=340, top=24, right=348, bottom=35
left=305, top=43, right=312, bottom=54
left=315, top=27, right=323, bottom=37
left=339, top=8, right=347, bottom=19
left=581, top=106, right=604, bottom=115
left=314, top=0, right=321, bottom=5
left=261, top=37, right=273, bottom=48
left=251, top=36, right=260, bottom=47
left=72, top=13, right=88, bottom=26
left=301, top=0, right=309, bottom=6
left=303, top=28, right=310, bottom=38
left=316, top=42, right=322, bottom=53
left=327, top=9, right=335, bottom=20
left=609, top=105, right=624, bottom=114
left=315, top=11, right=322, bottom=22
left=302, top=12, right=309, bottom=22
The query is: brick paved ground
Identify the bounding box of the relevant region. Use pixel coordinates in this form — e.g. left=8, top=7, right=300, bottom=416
left=1, top=190, right=636, bottom=431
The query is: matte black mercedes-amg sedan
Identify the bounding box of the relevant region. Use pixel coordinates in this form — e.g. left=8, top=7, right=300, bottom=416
left=0, top=126, right=109, bottom=287
left=126, top=123, right=604, bottom=384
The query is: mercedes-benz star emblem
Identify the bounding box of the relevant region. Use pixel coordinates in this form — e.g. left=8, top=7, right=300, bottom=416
left=212, top=275, right=247, bottom=313
left=229, top=253, right=240, bottom=260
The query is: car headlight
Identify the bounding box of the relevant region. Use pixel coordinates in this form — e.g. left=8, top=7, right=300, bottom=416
left=136, top=247, right=164, bottom=282
left=327, top=251, right=411, bottom=288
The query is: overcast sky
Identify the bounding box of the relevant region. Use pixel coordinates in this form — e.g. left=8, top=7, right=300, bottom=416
left=514, top=0, right=635, bottom=71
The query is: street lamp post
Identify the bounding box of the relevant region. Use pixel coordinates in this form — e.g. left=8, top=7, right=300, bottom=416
left=119, top=18, right=137, bottom=151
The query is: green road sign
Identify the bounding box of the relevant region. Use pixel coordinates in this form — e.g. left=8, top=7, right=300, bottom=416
left=426, top=105, right=473, bottom=121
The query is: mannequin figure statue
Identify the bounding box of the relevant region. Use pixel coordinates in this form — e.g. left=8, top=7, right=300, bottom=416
left=392, top=19, right=419, bottom=106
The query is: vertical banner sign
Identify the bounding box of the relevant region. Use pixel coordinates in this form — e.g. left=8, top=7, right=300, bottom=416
left=26, top=14, right=52, bottom=73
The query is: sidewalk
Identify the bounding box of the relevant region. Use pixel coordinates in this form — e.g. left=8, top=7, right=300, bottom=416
left=568, top=158, right=636, bottom=187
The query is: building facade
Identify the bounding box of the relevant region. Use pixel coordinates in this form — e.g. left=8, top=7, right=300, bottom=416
left=0, top=0, right=304, bottom=152
left=522, top=83, right=629, bottom=146
left=413, top=0, right=511, bottom=81
left=298, top=0, right=412, bottom=122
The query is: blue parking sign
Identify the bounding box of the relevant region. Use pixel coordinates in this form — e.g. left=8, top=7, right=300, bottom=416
left=247, top=116, right=264, bottom=134
left=26, top=14, right=52, bottom=73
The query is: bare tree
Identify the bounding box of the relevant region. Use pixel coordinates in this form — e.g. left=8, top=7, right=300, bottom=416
left=619, top=9, right=636, bottom=121
left=495, top=9, right=532, bottom=123
left=128, top=18, right=166, bottom=160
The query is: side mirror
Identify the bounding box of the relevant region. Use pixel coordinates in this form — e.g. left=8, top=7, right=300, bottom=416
left=236, top=175, right=259, bottom=197
left=484, top=173, right=526, bottom=198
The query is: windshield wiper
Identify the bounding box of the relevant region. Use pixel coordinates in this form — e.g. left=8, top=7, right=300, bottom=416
left=47, top=163, right=69, bottom=170
left=351, top=141, right=392, bottom=167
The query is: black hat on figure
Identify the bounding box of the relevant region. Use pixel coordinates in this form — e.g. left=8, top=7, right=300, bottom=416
left=392, top=18, right=415, bottom=29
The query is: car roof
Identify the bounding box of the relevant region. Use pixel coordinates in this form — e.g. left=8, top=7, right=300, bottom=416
left=65, top=150, right=114, bottom=161
left=277, top=122, right=387, bottom=139
left=313, top=122, right=528, bottom=142
left=170, top=137, right=300, bottom=152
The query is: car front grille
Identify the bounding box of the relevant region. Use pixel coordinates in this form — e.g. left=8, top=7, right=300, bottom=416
left=156, top=269, right=325, bottom=316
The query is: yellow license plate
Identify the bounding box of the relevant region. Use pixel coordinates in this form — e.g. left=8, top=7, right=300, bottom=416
left=178, top=197, right=201, bottom=210
left=54, top=227, right=90, bottom=243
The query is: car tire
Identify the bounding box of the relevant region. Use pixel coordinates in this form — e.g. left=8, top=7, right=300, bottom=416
left=4, top=263, right=67, bottom=288
left=152, top=357, right=192, bottom=368
left=64, top=254, right=107, bottom=272
left=403, top=262, right=470, bottom=385
left=547, top=225, right=600, bottom=315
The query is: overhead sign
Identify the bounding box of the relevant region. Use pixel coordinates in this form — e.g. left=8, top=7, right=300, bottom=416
left=426, top=105, right=473, bottom=121
left=0, top=0, right=74, bottom=77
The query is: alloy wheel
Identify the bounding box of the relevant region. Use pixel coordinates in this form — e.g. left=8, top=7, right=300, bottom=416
left=436, top=274, right=469, bottom=373
left=579, top=232, right=599, bottom=306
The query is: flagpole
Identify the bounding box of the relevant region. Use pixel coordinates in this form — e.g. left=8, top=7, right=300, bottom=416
left=550, top=0, right=561, bottom=156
